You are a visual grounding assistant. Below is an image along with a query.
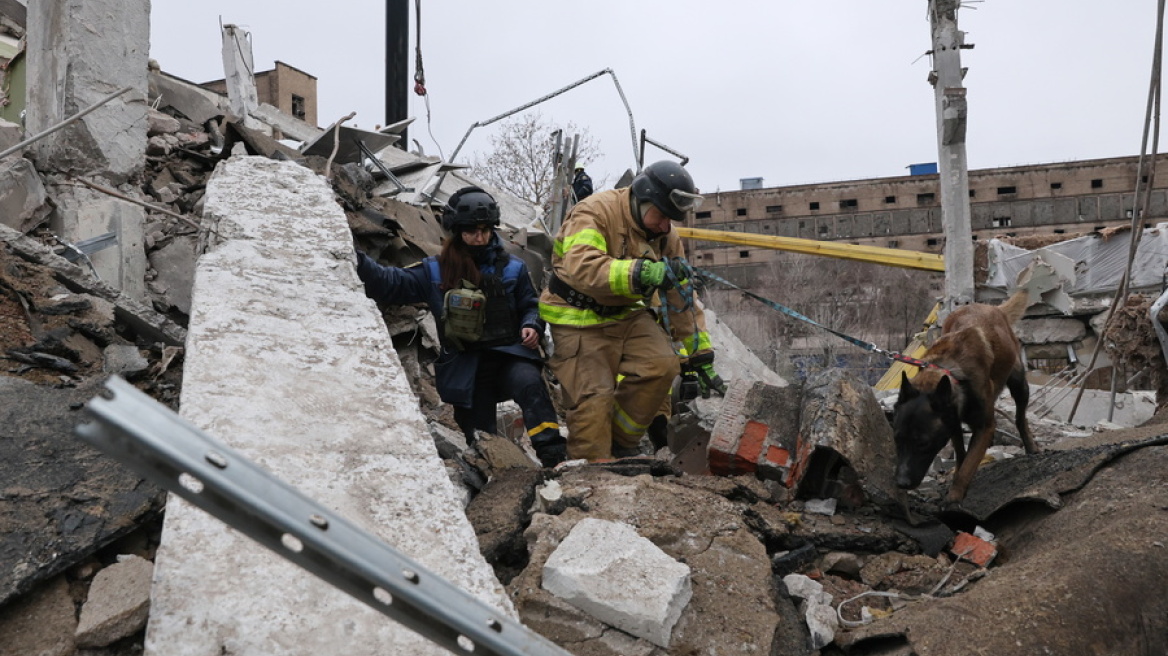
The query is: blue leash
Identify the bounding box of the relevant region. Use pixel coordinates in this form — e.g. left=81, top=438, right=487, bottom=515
left=692, top=265, right=945, bottom=372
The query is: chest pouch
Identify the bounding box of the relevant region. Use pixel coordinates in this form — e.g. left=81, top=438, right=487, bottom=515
left=443, top=281, right=487, bottom=351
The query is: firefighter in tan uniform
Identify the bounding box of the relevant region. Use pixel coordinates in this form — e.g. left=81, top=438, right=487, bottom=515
left=539, top=161, right=725, bottom=461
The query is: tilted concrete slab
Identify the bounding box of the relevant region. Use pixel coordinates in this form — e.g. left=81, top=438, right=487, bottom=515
left=26, top=0, right=149, bottom=182
left=145, top=156, right=513, bottom=656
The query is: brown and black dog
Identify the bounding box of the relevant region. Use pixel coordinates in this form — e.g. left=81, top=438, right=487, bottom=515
left=893, top=290, right=1039, bottom=503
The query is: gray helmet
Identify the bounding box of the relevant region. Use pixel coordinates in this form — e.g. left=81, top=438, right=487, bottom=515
left=630, top=160, right=703, bottom=222
left=442, top=186, right=500, bottom=231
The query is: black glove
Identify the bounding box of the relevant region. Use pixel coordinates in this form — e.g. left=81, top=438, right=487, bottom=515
left=688, top=352, right=727, bottom=398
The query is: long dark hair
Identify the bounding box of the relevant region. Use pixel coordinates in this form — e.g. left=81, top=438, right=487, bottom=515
left=437, top=233, right=482, bottom=291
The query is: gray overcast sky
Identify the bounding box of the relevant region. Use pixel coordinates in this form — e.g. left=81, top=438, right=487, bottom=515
left=150, top=2, right=1161, bottom=196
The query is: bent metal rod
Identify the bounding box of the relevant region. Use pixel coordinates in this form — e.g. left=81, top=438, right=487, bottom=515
left=74, top=375, right=571, bottom=656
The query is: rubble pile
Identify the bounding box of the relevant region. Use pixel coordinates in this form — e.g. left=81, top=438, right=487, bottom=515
left=1104, top=292, right=1168, bottom=405
left=0, top=8, right=1166, bottom=656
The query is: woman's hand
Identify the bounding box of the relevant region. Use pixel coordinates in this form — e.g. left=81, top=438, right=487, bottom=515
left=520, top=327, right=540, bottom=349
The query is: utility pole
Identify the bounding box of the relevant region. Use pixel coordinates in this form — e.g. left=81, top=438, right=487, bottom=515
left=928, top=0, right=975, bottom=310
left=386, top=0, right=409, bottom=148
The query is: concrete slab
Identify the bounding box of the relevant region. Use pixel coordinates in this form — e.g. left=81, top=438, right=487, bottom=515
left=48, top=184, right=147, bottom=302
left=542, top=517, right=692, bottom=648
left=26, top=0, right=149, bottom=182
left=145, top=156, right=513, bottom=656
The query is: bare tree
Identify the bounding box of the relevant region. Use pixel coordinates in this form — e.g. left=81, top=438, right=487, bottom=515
left=469, top=112, right=601, bottom=208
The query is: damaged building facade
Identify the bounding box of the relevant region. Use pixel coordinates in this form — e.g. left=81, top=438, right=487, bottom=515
left=689, top=154, right=1168, bottom=264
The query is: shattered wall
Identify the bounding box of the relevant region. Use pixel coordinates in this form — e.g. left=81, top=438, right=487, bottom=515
left=146, top=156, right=513, bottom=656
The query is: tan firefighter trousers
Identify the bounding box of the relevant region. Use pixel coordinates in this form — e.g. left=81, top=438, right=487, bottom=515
left=548, top=309, right=680, bottom=460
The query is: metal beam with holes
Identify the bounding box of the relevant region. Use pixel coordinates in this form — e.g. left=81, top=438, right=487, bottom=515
left=74, top=376, right=571, bottom=656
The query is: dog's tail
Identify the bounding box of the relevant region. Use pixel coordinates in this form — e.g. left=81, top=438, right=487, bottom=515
left=998, top=289, right=1030, bottom=325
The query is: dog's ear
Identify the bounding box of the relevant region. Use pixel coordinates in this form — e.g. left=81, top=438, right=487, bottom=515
left=929, top=375, right=956, bottom=409
left=897, top=371, right=919, bottom=404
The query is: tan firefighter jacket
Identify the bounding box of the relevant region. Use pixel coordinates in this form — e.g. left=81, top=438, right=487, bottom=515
left=538, top=187, right=713, bottom=356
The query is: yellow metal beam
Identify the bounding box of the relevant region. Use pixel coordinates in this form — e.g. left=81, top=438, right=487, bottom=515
left=873, top=302, right=943, bottom=391
left=675, top=227, right=946, bottom=272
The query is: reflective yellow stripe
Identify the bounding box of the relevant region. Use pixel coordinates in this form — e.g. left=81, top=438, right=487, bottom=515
left=539, top=302, right=639, bottom=326
left=681, top=331, right=713, bottom=355
left=555, top=228, right=607, bottom=258
left=609, top=259, right=638, bottom=299
left=613, top=402, right=648, bottom=436
left=526, top=422, right=559, bottom=437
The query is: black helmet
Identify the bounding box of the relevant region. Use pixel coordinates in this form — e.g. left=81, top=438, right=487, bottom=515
left=442, top=186, right=500, bottom=231
left=630, top=161, right=703, bottom=222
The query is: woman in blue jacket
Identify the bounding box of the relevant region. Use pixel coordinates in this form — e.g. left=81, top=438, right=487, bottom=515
left=356, top=186, right=567, bottom=467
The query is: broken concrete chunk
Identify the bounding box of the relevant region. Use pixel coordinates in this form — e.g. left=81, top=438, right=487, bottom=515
left=1016, top=316, right=1088, bottom=344
left=146, top=235, right=197, bottom=315
left=0, top=117, right=23, bottom=155
left=804, top=498, right=838, bottom=516
left=821, top=551, right=864, bottom=579
left=465, top=468, right=543, bottom=577
left=708, top=380, right=802, bottom=479
left=797, top=369, right=900, bottom=505
left=804, top=599, right=839, bottom=650
left=0, top=157, right=51, bottom=233
left=146, top=108, right=182, bottom=137
left=75, top=555, right=153, bottom=648
left=782, top=573, right=824, bottom=601
left=542, top=518, right=692, bottom=648
left=0, top=577, right=77, bottom=656
left=475, top=432, right=539, bottom=471
left=102, top=344, right=149, bottom=376
left=533, top=479, right=564, bottom=514
left=783, top=573, right=838, bottom=649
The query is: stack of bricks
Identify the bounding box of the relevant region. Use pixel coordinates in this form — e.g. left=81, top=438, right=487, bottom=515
left=707, top=380, right=803, bottom=485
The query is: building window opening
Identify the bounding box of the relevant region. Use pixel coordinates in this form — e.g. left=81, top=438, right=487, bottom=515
left=1091, top=179, right=1103, bottom=189
left=818, top=225, right=829, bottom=235
left=969, top=189, right=976, bottom=198
left=810, top=201, right=820, bottom=211
left=1051, top=182, right=1062, bottom=190
left=695, top=211, right=712, bottom=219
left=765, top=205, right=783, bottom=213
left=993, top=216, right=1012, bottom=228
left=1054, top=229, right=1065, bottom=234
left=916, top=192, right=935, bottom=205
left=291, top=94, right=306, bottom=120
left=926, top=238, right=939, bottom=246
left=840, top=199, right=858, bottom=209
left=887, top=240, right=899, bottom=248
left=736, top=208, right=747, bottom=216
left=739, top=250, right=750, bottom=258
left=884, top=195, right=896, bottom=204
left=997, top=186, right=1016, bottom=195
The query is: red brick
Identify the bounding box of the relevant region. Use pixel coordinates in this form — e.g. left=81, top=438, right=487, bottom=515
left=951, top=531, right=997, bottom=567
left=764, top=446, right=790, bottom=467
left=738, top=421, right=769, bottom=464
